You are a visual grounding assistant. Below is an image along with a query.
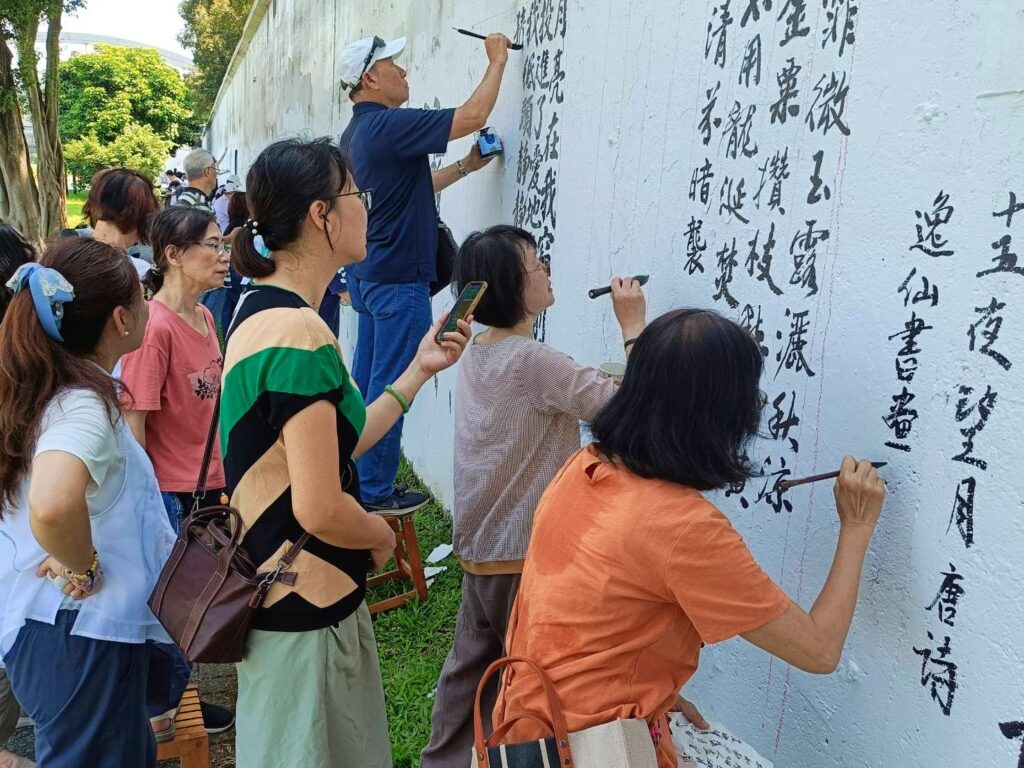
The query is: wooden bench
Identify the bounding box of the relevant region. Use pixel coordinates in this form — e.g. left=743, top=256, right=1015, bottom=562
left=367, top=510, right=429, bottom=615
left=156, top=684, right=210, bottom=768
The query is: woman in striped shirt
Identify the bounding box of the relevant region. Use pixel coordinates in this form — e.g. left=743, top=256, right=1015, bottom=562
left=222, top=138, right=471, bottom=768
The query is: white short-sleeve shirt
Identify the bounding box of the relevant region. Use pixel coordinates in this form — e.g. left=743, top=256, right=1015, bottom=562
left=33, top=389, right=125, bottom=515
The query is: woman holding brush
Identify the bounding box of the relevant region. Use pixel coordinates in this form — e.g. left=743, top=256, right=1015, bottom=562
left=492, top=308, right=886, bottom=768
left=420, top=225, right=657, bottom=768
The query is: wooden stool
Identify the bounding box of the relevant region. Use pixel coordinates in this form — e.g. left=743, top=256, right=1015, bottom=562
left=367, top=511, right=429, bottom=615
left=156, top=684, right=210, bottom=768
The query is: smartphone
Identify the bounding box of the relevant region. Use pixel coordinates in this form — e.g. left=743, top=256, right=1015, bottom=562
left=436, top=281, right=487, bottom=343
left=477, top=127, right=504, bottom=158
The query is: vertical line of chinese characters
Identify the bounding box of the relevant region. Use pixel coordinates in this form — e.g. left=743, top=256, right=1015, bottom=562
left=907, top=191, right=1020, bottom=723
left=514, top=0, right=567, bottom=342
left=693, top=0, right=858, bottom=512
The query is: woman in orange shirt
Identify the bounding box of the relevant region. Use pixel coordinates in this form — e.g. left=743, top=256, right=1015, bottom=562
left=494, top=308, right=886, bottom=768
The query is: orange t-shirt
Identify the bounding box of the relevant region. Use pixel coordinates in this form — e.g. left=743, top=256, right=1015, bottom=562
left=494, top=446, right=790, bottom=768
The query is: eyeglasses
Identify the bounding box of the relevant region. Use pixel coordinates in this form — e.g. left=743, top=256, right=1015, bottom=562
left=198, top=239, right=227, bottom=255
left=525, top=261, right=550, bottom=275
left=346, top=36, right=385, bottom=91
left=334, top=188, right=374, bottom=212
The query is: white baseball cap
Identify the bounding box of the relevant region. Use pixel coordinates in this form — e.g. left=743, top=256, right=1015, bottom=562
left=339, top=36, right=406, bottom=90
left=221, top=174, right=241, bottom=193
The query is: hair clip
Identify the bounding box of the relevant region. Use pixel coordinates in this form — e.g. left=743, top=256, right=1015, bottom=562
left=254, top=235, right=272, bottom=259
left=5, top=263, right=75, bottom=343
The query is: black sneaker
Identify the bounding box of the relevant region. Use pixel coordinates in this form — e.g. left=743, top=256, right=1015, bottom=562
left=200, top=701, right=235, bottom=735
left=364, top=487, right=430, bottom=514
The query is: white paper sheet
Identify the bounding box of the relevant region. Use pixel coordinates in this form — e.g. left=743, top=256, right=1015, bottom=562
left=426, top=543, right=454, bottom=563
left=669, top=714, right=774, bottom=768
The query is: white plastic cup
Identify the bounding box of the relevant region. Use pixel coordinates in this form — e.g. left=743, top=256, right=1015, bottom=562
left=598, top=361, right=627, bottom=383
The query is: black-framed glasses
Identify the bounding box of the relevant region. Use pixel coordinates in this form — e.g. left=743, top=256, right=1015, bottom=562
left=334, top=188, right=374, bottom=212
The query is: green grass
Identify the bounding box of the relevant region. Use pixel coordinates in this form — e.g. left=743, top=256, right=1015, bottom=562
left=369, top=457, right=463, bottom=768
left=66, top=190, right=87, bottom=228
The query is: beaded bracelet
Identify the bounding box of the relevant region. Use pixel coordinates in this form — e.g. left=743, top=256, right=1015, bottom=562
left=61, top=549, right=100, bottom=593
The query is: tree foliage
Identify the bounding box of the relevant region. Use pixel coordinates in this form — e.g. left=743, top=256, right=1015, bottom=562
left=0, top=0, right=83, bottom=239
left=178, top=0, right=254, bottom=121
left=64, top=123, right=172, bottom=183
left=59, top=44, right=200, bottom=147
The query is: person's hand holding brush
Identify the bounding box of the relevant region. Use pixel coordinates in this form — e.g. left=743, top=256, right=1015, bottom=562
left=610, top=277, right=647, bottom=356
left=833, top=456, right=886, bottom=536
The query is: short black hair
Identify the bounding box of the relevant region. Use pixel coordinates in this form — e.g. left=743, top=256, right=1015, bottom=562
left=0, top=223, right=38, bottom=321
left=591, top=308, right=764, bottom=490
left=453, top=225, right=538, bottom=328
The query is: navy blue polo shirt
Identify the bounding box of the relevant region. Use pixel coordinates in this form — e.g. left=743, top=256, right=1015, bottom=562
left=339, top=102, right=455, bottom=284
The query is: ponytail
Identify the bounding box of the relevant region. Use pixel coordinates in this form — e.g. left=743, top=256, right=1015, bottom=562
left=0, top=238, right=138, bottom=512
left=231, top=217, right=275, bottom=279
left=232, top=137, right=353, bottom=278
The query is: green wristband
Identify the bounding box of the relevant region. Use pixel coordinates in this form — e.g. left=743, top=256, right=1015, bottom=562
left=384, top=384, right=411, bottom=414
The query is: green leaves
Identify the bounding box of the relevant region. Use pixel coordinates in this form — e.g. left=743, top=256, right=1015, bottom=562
left=178, top=0, right=255, bottom=121
left=58, top=43, right=196, bottom=146
left=65, top=123, right=173, bottom=182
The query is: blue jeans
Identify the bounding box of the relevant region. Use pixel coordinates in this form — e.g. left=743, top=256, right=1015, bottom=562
left=347, top=278, right=432, bottom=503
left=146, top=642, right=192, bottom=720
left=161, top=491, right=186, bottom=535
left=156, top=492, right=197, bottom=718
left=6, top=610, right=156, bottom=767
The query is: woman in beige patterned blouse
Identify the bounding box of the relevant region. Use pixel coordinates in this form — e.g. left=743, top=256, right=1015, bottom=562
left=420, top=225, right=647, bottom=768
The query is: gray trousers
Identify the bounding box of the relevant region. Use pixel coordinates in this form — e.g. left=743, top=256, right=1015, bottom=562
left=420, top=573, right=521, bottom=768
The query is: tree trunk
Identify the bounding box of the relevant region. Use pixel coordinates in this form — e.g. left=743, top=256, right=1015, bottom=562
left=0, top=35, right=43, bottom=240
left=16, top=2, right=67, bottom=238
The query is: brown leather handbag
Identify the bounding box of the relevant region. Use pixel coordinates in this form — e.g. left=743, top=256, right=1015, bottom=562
left=148, top=395, right=308, bottom=663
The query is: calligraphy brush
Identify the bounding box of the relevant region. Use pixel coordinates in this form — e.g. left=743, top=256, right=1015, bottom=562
left=778, top=462, right=887, bottom=492
left=453, top=28, right=524, bottom=50
left=588, top=275, right=650, bottom=299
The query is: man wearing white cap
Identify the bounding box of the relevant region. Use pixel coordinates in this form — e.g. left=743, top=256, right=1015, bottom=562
left=213, top=173, right=241, bottom=233
left=337, top=31, right=512, bottom=515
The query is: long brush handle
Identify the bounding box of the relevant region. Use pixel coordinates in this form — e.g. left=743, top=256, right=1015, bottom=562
left=778, top=462, right=887, bottom=491
left=588, top=275, right=650, bottom=299
left=454, top=28, right=523, bottom=50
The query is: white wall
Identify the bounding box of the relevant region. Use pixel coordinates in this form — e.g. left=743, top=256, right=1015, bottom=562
left=206, top=2, right=1024, bottom=765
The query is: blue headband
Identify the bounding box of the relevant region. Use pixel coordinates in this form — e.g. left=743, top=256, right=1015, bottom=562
left=5, top=263, right=75, bottom=342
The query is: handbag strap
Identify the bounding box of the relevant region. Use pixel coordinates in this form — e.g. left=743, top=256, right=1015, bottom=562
left=250, top=530, right=312, bottom=608
left=473, top=656, right=574, bottom=768
left=193, top=392, right=221, bottom=507
left=280, top=532, right=310, bottom=568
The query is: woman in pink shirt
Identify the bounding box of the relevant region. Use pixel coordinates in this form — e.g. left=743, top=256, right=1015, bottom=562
left=121, top=206, right=229, bottom=530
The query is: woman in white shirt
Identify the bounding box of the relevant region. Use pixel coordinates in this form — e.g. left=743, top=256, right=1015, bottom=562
left=0, top=237, right=175, bottom=767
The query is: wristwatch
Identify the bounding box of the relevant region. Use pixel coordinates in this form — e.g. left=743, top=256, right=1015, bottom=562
left=455, top=159, right=469, bottom=178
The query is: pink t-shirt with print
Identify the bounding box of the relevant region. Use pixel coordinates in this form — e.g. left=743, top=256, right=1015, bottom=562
left=120, top=300, right=225, bottom=492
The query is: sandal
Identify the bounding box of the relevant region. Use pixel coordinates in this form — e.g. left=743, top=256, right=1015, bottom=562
left=150, top=708, right=178, bottom=743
